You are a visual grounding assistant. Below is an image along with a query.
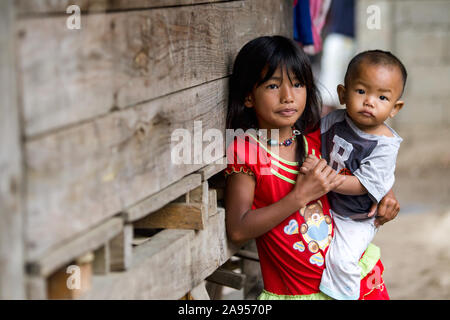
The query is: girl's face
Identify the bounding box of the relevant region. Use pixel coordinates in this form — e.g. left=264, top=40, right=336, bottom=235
left=244, top=66, right=307, bottom=131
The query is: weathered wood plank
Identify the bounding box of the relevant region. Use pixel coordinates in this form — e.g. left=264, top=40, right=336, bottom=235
left=206, top=268, right=246, bottom=290
left=133, top=203, right=207, bottom=230
left=110, top=224, right=133, bottom=271
left=47, top=252, right=94, bottom=300
left=0, top=0, right=26, bottom=299
left=93, top=243, right=110, bottom=275
left=16, top=0, right=231, bottom=15
left=133, top=179, right=209, bottom=230
left=81, top=208, right=240, bottom=299
left=124, top=173, right=202, bottom=222
left=25, top=78, right=226, bottom=261
left=189, top=281, right=210, bottom=300
left=27, top=217, right=123, bottom=277
left=17, top=0, right=292, bottom=136
left=26, top=276, right=47, bottom=300
left=242, top=240, right=263, bottom=300
left=235, top=249, right=259, bottom=262
left=197, top=158, right=227, bottom=181
left=208, top=189, right=218, bottom=217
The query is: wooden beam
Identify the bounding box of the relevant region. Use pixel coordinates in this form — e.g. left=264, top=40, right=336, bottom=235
left=189, top=281, right=210, bottom=300
left=235, top=249, right=259, bottom=262
left=197, top=159, right=227, bottom=181
left=241, top=240, right=263, bottom=300
left=80, top=208, right=240, bottom=299
left=0, top=0, right=25, bottom=299
left=93, top=243, right=110, bottom=275
left=110, top=224, right=133, bottom=271
left=26, top=276, right=47, bottom=300
left=16, top=0, right=229, bottom=15
left=123, top=174, right=202, bottom=222
left=133, top=203, right=206, bottom=230
left=206, top=268, right=246, bottom=290
left=27, top=217, right=123, bottom=277
left=47, top=252, right=94, bottom=300
left=208, top=189, right=218, bottom=217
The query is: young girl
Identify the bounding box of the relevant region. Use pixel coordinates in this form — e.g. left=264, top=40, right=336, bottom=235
left=224, top=35, right=399, bottom=300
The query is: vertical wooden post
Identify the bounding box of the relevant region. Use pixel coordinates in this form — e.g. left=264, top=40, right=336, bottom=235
left=0, top=0, right=25, bottom=299
left=110, top=224, right=133, bottom=271
left=93, top=243, right=111, bottom=275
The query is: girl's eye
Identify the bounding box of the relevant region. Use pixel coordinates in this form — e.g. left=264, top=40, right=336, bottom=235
left=356, top=89, right=365, bottom=94
left=267, top=84, right=279, bottom=89
left=293, top=83, right=303, bottom=88
left=379, top=95, right=388, bottom=101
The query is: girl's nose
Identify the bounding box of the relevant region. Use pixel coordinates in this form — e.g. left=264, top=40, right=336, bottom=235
left=280, top=85, right=294, bottom=104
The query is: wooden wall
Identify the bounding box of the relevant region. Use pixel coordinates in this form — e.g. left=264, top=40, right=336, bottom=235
left=0, top=0, right=25, bottom=299
left=1, top=0, right=292, bottom=299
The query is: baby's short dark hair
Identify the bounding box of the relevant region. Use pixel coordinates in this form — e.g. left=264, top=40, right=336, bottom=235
left=344, top=50, right=408, bottom=96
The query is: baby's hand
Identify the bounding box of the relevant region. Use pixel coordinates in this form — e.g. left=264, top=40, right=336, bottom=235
left=300, top=154, right=320, bottom=174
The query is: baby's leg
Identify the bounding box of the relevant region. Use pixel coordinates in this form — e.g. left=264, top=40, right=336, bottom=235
left=319, top=213, right=377, bottom=300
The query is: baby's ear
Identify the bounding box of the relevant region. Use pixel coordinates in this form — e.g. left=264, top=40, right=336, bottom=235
left=389, top=100, right=404, bottom=118
left=337, top=85, right=346, bottom=105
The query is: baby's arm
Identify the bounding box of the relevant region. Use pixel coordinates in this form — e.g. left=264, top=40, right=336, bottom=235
left=300, top=155, right=367, bottom=196
left=333, top=175, right=367, bottom=195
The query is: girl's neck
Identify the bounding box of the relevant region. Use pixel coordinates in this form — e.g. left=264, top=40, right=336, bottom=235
left=260, top=126, right=294, bottom=142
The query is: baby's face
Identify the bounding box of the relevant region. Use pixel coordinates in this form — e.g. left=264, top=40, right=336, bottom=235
left=339, top=62, right=404, bottom=132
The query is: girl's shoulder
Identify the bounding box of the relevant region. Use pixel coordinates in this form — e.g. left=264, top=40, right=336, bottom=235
left=226, top=133, right=260, bottom=160
left=225, top=133, right=270, bottom=178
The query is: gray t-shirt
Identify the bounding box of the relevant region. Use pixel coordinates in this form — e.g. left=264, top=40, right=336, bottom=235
left=321, top=109, right=403, bottom=220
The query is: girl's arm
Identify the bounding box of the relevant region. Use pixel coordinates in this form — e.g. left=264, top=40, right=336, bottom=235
left=225, top=159, right=345, bottom=247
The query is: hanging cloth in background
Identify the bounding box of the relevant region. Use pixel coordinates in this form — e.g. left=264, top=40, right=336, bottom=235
left=293, top=0, right=314, bottom=46
left=294, top=0, right=331, bottom=54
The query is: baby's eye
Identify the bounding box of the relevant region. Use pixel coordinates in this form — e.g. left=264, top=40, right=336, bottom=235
left=356, top=89, right=365, bottom=94
left=379, top=95, right=388, bottom=101
left=267, top=84, right=279, bottom=89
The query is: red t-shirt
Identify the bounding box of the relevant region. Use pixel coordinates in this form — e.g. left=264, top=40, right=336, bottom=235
left=225, top=129, right=389, bottom=299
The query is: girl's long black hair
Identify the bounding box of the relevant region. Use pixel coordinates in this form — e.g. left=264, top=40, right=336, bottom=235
left=226, top=35, right=322, bottom=164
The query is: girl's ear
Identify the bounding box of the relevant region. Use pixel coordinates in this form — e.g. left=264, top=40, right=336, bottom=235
left=337, top=84, right=346, bottom=106
left=244, top=95, right=254, bottom=108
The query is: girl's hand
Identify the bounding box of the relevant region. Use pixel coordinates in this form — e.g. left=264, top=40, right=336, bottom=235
left=299, top=154, right=320, bottom=174
left=292, top=158, right=345, bottom=208
left=367, top=189, right=400, bottom=227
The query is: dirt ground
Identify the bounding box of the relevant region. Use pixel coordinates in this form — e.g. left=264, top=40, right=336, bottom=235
left=372, top=126, right=450, bottom=299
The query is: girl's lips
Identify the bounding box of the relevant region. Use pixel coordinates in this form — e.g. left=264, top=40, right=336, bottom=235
left=277, top=109, right=297, bottom=116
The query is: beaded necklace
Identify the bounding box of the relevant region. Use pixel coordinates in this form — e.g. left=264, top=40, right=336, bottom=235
left=257, top=126, right=302, bottom=147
